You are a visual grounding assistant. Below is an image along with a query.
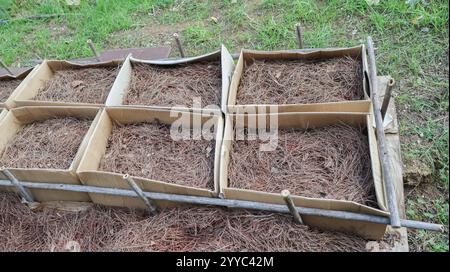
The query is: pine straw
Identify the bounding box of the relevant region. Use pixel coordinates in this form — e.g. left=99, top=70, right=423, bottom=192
left=0, top=192, right=369, bottom=252
left=0, top=117, right=91, bottom=169
left=236, top=56, right=363, bottom=105
left=99, top=122, right=215, bottom=190
left=34, top=67, right=119, bottom=104
left=0, top=79, right=22, bottom=102
left=228, top=124, right=377, bottom=206
left=124, top=61, right=221, bottom=107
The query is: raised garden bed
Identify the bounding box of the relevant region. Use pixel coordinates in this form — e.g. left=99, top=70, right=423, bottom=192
left=227, top=46, right=370, bottom=113
left=0, top=117, right=91, bottom=169
left=236, top=57, right=363, bottom=105
left=123, top=61, right=221, bottom=108
left=0, top=107, right=100, bottom=202
left=13, top=60, right=121, bottom=107
left=228, top=124, right=376, bottom=206
left=33, top=67, right=118, bottom=104
left=99, top=121, right=215, bottom=190
left=77, top=108, right=224, bottom=207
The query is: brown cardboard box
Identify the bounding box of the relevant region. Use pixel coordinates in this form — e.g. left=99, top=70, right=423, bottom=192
left=76, top=107, right=224, bottom=209
left=227, top=45, right=372, bottom=114
left=13, top=60, right=122, bottom=107
left=0, top=65, right=39, bottom=109
left=220, top=111, right=388, bottom=239
left=105, top=45, right=234, bottom=113
left=0, top=106, right=102, bottom=202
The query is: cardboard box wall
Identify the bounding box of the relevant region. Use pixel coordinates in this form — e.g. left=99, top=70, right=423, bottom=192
left=105, top=45, right=235, bottom=113
left=13, top=60, right=122, bottom=107
left=0, top=109, right=7, bottom=122
left=0, top=65, right=39, bottom=109
left=219, top=112, right=389, bottom=240
left=227, top=45, right=372, bottom=114
left=76, top=107, right=223, bottom=209
left=0, top=106, right=102, bottom=202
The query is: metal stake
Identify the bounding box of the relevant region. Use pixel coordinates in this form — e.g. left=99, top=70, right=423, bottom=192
left=1, top=169, right=34, bottom=203
left=123, top=174, right=157, bottom=215
left=295, top=23, right=304, bottom=49
left=173, top=33, right=186, bottom=58
left=0, top=60, right=14, bottom=75
left=381, top=77, right=396, bottom=119
left=87, top=39, right=101, bottom=62
left=281, top=190, right=303, bottom=224
left=367, top=36, right=401, bottom=228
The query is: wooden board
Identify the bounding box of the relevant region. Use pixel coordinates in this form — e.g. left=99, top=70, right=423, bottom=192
left=366, top=75, right=409, bottom=252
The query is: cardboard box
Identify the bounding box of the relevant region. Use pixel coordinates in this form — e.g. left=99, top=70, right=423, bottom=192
left=105, top=45, right=234, bottom=113
left=227, top=45, right=372, bottom=114
left=0, top=65, right=39, bottom=109
left=77, top=107, right=224, bottom=209
left=0, top=106, right=102, bottom=202
left=13, top=60, right=122, bottom=107
left=219, top=112, right=389, bottom=239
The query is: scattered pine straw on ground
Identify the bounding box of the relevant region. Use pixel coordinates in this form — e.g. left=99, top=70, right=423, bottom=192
left=99, top=121, right=215, bottom=190
left=0, top=117, right=91, bottom=169
left=228, top=124, right=377, bottom=206
left=124, top=61, right=221, bottom=107
left=0, top=192, right=369, bottom=252
left=236, top=56, right=363, bottom=104
left=0, top=79, right=22, bottom=102
left=34, top=67, right=119, bottom=104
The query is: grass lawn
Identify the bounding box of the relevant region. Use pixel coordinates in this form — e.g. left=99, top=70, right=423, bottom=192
left=1, top=0, right=448, bottom=251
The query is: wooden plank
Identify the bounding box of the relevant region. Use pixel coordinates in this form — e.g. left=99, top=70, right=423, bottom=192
left=367, top=76, right=409, bottom=252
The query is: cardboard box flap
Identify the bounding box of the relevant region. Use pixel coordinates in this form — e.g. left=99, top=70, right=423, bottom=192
left=129, top=50, right=220, bottom=65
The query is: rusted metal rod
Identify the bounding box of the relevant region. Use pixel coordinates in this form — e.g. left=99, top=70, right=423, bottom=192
left=295, top=23, right=304, bottom=49
left=123, top=174, right=157, bottom=215
left=282, top=190, right=303, bottom=224
left=0, top=179, right=443, bottom=232
left=87, top=39, right=101, bottom=62
left=173, top=33, right=186, bottom=58
left=0, top=60, right=14, bottom=75
left=381, top=77, right=396, bottom=119
left=367, top=36, right=401, bottom=228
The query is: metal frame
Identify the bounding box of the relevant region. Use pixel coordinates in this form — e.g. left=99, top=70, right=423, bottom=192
left=0, top=178, right=443, bottom=232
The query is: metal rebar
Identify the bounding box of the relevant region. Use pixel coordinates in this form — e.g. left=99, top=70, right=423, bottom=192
left=295, top=23, right=304, bottom=49
left=367, top=36, right=401, bottom=228
left=87, top=39, right=101, bottom=62
left=0, top=179, right=443, bottom=232
left=1, top=170, right=34, bottom=203
left=0, top=60, right=14, bottom=75
left=281, top=190, right=303, bottom=224
left=381, top=77, right=396, bottom=119
left=123, top=174, right=157, bottom=215
left=173, top=33, right=186, bottom=58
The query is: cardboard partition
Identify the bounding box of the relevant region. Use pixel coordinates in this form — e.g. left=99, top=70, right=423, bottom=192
left=0, top=109, right=7, bottom=122
left=0, top=65, right=39, bottom=109
left=13, top=60, right=122, bottom=107
left=105, top=45, right=235, bottom=113
left=227, top=45, right=372, bottom=114
left=220, top=112, right=388, bottom=240
left=0, top=106, right=102, bottom=201
left=76, top=107, right=224, bottom=209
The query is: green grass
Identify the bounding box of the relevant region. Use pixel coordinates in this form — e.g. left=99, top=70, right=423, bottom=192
left=1, top=0, right=448, bottom=251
